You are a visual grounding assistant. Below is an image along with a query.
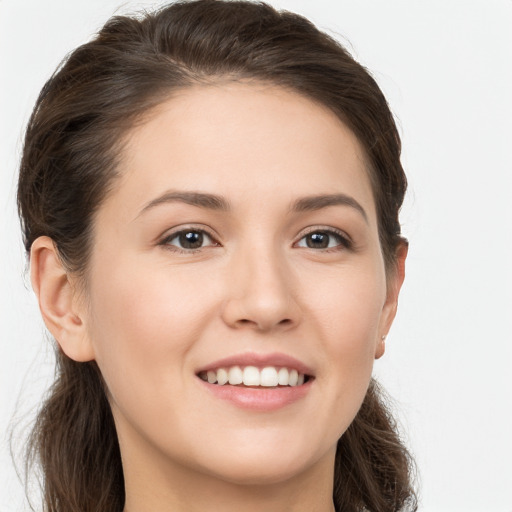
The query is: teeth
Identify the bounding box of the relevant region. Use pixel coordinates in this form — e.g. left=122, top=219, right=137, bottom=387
left=260, top=367, right=279, bottom=387
left=277, top=367, right=289, bottom=385
left=217, top=368, right=229, bottom=385
left=243, top=366, right=260, bottom=386
left=228, top=366, right=243, bottom=385
left=200, top=366, right=308, bottom=387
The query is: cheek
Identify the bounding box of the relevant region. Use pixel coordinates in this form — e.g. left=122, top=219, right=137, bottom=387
left=85, top=256, right=217, bottom=403
left=306, top=262, right=386, bottom=347
left=301, top=264, right=386, bottom=428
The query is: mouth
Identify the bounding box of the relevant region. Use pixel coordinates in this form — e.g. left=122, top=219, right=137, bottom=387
left=197, top=365, right=313, bottom=388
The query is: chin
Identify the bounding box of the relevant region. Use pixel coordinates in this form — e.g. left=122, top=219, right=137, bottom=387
left=209, top=462, right=307, bottom=486
left=196, top=444, right=327, bottom=486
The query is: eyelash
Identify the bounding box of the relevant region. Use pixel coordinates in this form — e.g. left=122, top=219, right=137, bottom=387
left=294, top=227, right=353, bottom=252
left=159, top=227, right=219, bottom=254
left=159, top=227, right=352, bottom=253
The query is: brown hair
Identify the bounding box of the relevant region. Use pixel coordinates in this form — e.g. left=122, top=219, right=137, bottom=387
left=18, top=1, right=417, bottom=510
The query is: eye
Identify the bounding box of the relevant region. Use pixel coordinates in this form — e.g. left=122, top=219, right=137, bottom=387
left=161, top=229, right=217, bottom=251
left=295, top=229, right=351, bottom=250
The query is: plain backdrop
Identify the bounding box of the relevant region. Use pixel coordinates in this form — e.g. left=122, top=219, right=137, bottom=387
left=1, top=1, right=511, bottom=511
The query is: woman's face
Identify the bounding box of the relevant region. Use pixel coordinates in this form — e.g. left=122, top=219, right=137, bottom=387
left=79, top=83, right=401, bottom=487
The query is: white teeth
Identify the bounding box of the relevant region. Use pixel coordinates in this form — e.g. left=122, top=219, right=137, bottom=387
left=228, top=366, right=243, bottom=385
left=260, top=367, right=279, bottom=387
left=200, top=365, right=309, bottom=387
left=277, top=367, right=289, bottom=385
left=243, top=366, right=260, bottom=386
left=217, top=368, right=229, bottom=385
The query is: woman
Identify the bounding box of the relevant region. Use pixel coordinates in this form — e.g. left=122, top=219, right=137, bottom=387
left=18, top=1, right=417, bottom=510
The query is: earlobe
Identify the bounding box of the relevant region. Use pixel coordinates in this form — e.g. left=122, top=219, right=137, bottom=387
left=375, top=241, right=408, bottom=360
left=30, top=236, right=95, bottom=362
left=374, top=334, right=386, bottom=360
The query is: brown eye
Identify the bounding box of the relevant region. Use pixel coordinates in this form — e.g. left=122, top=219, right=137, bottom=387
left=305, top=232, right=329, bottom=248
left=163, top=229, right=215, bottom=250
left=296, top=230, right=351, bottom=250
left=182, top=231, right=204, bottom=249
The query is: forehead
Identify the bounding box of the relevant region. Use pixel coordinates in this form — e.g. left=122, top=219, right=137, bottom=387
left=110, top=82, right=376, bottom=222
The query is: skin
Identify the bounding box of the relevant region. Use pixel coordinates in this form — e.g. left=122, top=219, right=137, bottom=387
left=31, top=83, right=406, bottom=512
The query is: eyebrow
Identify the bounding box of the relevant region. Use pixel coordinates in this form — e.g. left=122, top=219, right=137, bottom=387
left=137, top=191, right=230, bottom=218
left=137, top=190, right=367, bottom=223
left=291, top=194, right=368, bottom=223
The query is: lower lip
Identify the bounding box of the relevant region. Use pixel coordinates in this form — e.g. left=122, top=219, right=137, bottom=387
left=198, top=378, right=314, bottom=412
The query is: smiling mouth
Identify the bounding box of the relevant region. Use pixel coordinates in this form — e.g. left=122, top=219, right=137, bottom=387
left=197, top=365, right=312, bottom=388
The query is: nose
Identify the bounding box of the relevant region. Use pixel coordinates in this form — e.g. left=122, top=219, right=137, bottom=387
left=221, top=244, right=301, bottom=332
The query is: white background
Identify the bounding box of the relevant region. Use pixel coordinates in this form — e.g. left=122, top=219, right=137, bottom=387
left=1, top=1, right=511, bottom=511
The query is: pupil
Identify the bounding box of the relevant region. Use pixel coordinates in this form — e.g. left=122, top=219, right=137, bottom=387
left=307, top=232, right=328, bottom=248
left=180, top=231, right=203, bottom=249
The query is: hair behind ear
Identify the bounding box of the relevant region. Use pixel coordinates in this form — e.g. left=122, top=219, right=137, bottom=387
left=333, top=379, right=418, bottom=511
left=27, top=356, right=124, bottom=512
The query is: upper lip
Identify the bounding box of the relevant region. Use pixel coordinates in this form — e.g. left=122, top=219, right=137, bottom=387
left=196, top=352, right=315, bottom=376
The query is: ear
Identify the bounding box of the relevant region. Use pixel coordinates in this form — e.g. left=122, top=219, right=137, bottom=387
left=30, top=236, right=95, bottom=362
left=375, top=241, right=408, bottom=359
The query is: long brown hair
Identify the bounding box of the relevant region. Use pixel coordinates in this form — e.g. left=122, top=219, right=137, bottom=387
left=18, top=1, right=417, bottom=510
